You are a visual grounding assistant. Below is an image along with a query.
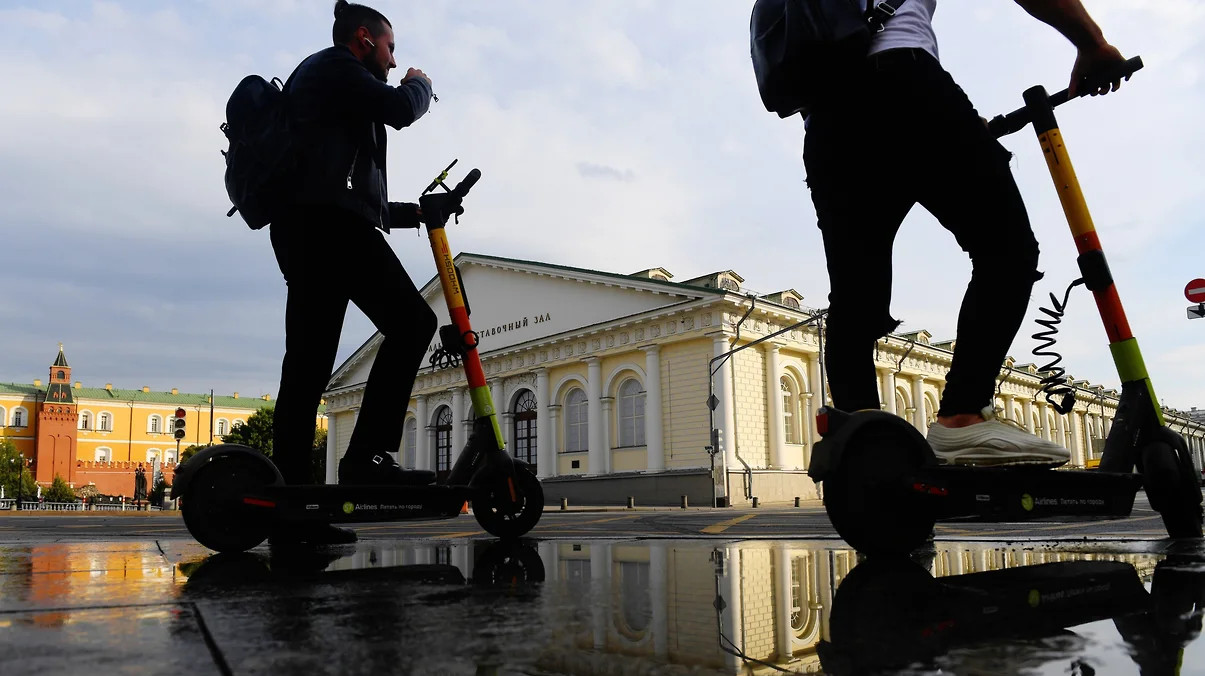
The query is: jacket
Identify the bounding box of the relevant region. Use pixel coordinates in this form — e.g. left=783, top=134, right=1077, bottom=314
left=284, top=45, right=432, bottom=231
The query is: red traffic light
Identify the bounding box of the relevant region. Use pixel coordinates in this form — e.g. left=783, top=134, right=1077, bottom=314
left=175, top=407, right=186, bottom=419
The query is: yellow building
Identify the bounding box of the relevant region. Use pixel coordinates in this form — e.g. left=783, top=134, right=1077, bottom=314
left=1, top=345, right=326, bottom=493
left=321, top=254, right=1205, bottom=506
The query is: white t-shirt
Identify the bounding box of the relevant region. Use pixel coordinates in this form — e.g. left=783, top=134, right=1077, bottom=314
left=868, top=0, right=939, bottom=61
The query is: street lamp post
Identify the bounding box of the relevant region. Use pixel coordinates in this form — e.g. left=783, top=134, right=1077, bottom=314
left=16, top=453, right=24, bottom=511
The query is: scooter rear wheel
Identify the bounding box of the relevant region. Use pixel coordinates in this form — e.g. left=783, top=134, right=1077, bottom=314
left=472, top=463, right=543, bottom=539
left=823, top=420, right=936, bottom=557
left=1141, top=442, right=1204, bottom=539
left=181, top=453, right=277, bottom=553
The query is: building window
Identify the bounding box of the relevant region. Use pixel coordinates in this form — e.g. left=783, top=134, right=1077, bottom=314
left=0, top=407, right=6, bottom=426
left=95, top=448, right=111, bottom=463
left=402, top=417, right=417, bottom=469
left=512, top=390, right=537, bottom=468
left=781, top=376, right=800, bottom=444
left=564, top=388, right=588, bottom=453
left=12, top=408, right=26, bottom=428
left=99, top=412, right=112, bottom=432
left=148, top=415, right=163, bottom=434
left=165, top=450, right=177, bottom=465
left=435, top=407, right=453, bottom=476
left=719, top=278, right=739, bottom=292
left=147, top=449, right=161, bottom=464
left=216, top=419, right=229, bottom=436
left=57, top=370, right=65, bottom=380
left=617, top=379, right=645, bottom=447
left=79, top=412, right=92, bottom=430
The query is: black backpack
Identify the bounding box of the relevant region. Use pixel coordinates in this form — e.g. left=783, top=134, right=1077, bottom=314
left=220, top=74, right=297, bottom=230
left=750, top=0, right=906, bottom=118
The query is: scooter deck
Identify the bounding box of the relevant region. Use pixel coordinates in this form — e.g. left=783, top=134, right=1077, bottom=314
left=255, top=483, right=471, bottom=524
left=912, top=465, right=1142, bottom=522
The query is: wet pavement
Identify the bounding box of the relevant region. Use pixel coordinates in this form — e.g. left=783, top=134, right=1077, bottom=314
left=3, top=503, right=1205, bottom=675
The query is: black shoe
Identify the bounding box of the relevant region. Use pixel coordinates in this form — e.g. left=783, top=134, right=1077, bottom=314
left=338, top=453, right=437, bottom=486
left=268, top=522, right=358, bottom=547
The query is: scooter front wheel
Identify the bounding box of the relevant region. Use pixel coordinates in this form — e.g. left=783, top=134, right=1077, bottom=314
left=472, top=463, right=543, bottom=539
left=181, top=451, right=277, bottom=553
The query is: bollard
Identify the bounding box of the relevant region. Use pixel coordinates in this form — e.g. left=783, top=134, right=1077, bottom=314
left=627, top=496, right=635, bottom=509
left=680, top=495, right=689, bottom=509
left=560, top=497, right=569, bottom=511
left=794, top=496, right=801, bottom=508
left=752, top=497, right=760, bottom=508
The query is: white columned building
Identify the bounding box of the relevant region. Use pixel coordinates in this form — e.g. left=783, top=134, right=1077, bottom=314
left=643, top=346, right=665, bottom=471
left=765, top=343, right=786, bottom=469
left=535, top=368, right=552, bottom=478
left=318, top=254, right=1178, bottom=503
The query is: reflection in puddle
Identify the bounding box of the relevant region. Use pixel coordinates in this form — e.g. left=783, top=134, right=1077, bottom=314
left=2, top=539, right=1204, bottom=674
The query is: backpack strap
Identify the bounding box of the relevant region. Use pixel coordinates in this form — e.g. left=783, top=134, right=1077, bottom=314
left=866, top=0, right=908, bottom=33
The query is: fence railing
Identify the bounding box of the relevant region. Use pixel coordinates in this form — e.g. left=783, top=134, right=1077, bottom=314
left=2, top=501, right=167, bottom=512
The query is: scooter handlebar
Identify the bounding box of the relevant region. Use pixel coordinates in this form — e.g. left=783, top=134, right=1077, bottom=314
left=988, top=56, right=1143, bottom=139
left=452, top=168, right=481, bottom=199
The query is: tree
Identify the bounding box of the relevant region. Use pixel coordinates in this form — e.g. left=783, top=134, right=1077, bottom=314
left=0, top=440, right=37, bottom=501
left=221, top=407, right=275, bottom=457
left=150, top=476, right=170, bottom=504
left=45, top=475, right=78, bottom=503
left=311, top=427, right=328, bottom=484
left=180, top=444, right=210, bottom=464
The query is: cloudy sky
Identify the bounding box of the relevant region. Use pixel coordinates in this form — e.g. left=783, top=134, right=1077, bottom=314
left=1, top=1, right=1202, bottom=411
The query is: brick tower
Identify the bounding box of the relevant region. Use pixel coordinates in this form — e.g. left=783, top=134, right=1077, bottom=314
left=35, top=344, right=78, bottom=486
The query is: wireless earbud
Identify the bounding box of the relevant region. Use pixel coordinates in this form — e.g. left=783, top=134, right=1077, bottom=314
left=363, top=37, right=375, bottom=48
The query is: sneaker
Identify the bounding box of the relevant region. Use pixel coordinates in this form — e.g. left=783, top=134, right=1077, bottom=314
left=268, top=522, right=358, bottom=547
left=338, top=453, right=437, bottom=486
left=926, top=407, right=1071, bottom=467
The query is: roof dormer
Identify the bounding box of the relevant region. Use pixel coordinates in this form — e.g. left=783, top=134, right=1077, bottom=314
left=682, top=270, right=745, bottom=293
left=629, top=267, right=675, bottom=283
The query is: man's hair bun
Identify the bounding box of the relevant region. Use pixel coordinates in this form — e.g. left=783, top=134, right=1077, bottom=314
left=334, top=0, right=349, bottom=19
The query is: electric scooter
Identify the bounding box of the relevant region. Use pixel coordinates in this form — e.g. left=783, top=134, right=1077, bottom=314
left=808, top=56, right=1204, bottom=556
left=172, top=163, right=544, bottom=553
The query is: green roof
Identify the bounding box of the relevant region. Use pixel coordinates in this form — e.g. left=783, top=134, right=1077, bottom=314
left=71, top=386, right=274, bottom=410
left=0, top=383, right=40, bottom=396
left=0, top=383, right=323, bottom=414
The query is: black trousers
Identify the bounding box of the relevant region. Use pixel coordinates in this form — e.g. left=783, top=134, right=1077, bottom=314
left=270, top=208, right=437, bottom=484
left=803, top=48, right=1042, bottom=417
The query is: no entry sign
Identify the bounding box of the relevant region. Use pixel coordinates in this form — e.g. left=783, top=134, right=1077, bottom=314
left=1186, top=279, right=1205, bottom=303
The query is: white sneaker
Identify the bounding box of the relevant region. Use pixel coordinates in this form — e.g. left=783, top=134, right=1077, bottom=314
left=926, top=407, right=1071, bottom=467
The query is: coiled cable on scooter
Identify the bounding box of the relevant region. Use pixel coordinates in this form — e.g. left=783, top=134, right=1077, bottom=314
left=428, top=346, right=462, bottom=371
left=1030, top=278, right=1086, bottom=415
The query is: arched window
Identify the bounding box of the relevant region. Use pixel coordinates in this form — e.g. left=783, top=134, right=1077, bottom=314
left=98, top=412, right=113, bottom=432
left=564, top=388, right=588, bottom=453
left=402, top=417, right=417, bottom=469
left=895, top=391, right=907, bottom=418
left=719, top=278, right=739, bottom=292
left=924, top=397, right=937, bottom=429
left=512, top=390, right=537, bottom=467
left=148, top=415, right=163, bottom=434
left=147, top=449, right=161, bottom=464
left=781, top=376, right=799, bottom=444
left=434, top=407, right=453, bottom=477
left=95, top=447, right=111, bottom=463
left=784, top=297, right=801, bottom=309
left=79, top=412, right=92, bottom=430
left=12, top=408, right=26, bottom=428
left=617, top=379, right=645, bottom=447
left=216, top=419, right=229, bottom=436
left=165, top=449, right=177, bottom=465
left=0, top=407, right=6, bottom=426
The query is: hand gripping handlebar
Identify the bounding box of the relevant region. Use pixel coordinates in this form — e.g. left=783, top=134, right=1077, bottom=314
left=988, top=56, right=1143, bottom=139
left=419, top=160, right=481, bottom=229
